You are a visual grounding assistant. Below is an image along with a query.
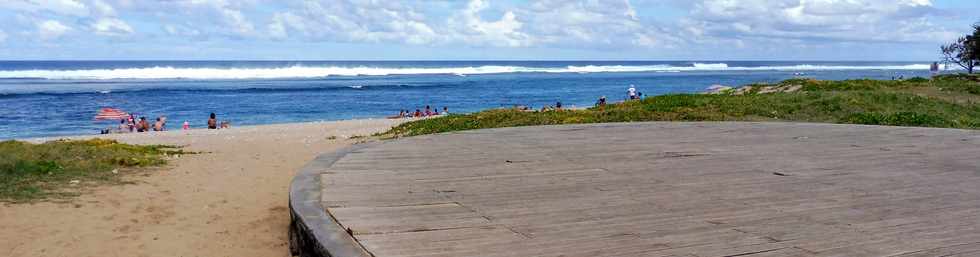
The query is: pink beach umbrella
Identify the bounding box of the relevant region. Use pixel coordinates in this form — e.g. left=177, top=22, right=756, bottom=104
left=94, top=107, right=129, bottom=121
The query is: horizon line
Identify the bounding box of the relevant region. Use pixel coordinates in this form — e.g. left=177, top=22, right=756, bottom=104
left=0, top=59, right=938, bottom=62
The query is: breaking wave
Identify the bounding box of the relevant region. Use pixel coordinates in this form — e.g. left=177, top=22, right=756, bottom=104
left=0, top=63, right=930, bottom=80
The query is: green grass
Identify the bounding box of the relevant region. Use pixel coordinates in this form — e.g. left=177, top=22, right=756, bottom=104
left=0, top=139, right=188, bottom=202
left=381, top=75, right=980, bottom=138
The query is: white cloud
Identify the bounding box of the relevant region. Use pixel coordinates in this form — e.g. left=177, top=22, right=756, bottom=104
left=177, top=0, right=257, bottom=37
left=260, top=0, right=681, bottom=49
left=1, top=0, right=90, bottom=17
left=684, top=0, right=957, bottom=43
left=91, top=0, right=115, bottom=16
left=266, top=12, right=299, bottom=39
left=163, top=24, right=202, bottom=37
left=47, top=0, right=89, bottom=16
left=163, top=24, right=177, bottom=35
left=1, top=0, right=959, bottom=55
left=266, top=0, right=440, bottom=44
left=38, top=20, right=71, bottom=40
left=221, top=9, right=254, bottom=35
left=91, top=17, right=132, bottom=36
left=0, top=29, right=6, bottom=43
left=447, top=0, right=531, bottom=47
left=266, top=14, right=289, bottom=39
left=519, top=0, right=679, bottom=48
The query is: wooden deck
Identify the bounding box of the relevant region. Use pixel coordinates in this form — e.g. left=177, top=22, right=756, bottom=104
left=317, top=122, right=980, bottom=257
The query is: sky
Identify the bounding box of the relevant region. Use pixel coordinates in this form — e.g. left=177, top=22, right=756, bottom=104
left=0, top=0, right=977, bottom=61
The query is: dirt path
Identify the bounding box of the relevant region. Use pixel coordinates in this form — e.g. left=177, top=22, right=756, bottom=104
left=0, top=119, right=402, bottom=257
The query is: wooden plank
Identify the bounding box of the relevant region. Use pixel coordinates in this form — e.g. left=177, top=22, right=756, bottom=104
left=309, top=122, right=980, bottom=257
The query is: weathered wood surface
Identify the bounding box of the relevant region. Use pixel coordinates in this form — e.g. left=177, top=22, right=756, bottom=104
left=318, top=122, right=980, bottom=257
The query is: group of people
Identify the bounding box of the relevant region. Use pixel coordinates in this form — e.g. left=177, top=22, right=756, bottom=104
left=591, top=84, right=644, bottom=108
left=512, top=101, right=564, bottom=112
left=394, top=85, right=647, bottom=119
left=106, top=115, right=168, bottom=134
left=101, top=84, right=648, bottom=135
left=515, top=84, right=645, bottom=111
left=391, top=105, right=449, bottom=119
left=540, top=102, right=563, bottom=112
left=508, top=85, right=646, bottom=112
left=207, top=113, right=231, bottom=129
left=627, top=84, right=644, bottom=100
left=102, top=113, right=230, bottom=134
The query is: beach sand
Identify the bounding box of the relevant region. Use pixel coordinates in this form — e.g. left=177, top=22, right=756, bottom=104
left=0, top=118, right=405, bottom=257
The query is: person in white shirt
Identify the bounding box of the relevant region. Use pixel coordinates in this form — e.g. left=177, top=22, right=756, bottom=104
left=628, top=85, right=637, bottom=100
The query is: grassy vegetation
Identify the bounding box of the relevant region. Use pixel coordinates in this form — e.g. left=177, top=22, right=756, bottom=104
left=0, top=139, right=188, bottom=202
left=382, top=74, right=980, bottom=138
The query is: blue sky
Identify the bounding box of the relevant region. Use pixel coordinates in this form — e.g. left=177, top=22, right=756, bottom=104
left=0, top=0, right=977, bottom=61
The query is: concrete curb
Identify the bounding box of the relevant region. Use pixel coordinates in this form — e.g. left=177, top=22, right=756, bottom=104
left=289, top=143, right=379, bottom=257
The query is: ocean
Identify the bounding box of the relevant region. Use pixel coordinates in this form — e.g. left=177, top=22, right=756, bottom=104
left=0, top=61, right=935, bottom=139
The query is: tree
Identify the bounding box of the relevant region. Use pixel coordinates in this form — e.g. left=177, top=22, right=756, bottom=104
left=941, top=23, right=980, bottom=74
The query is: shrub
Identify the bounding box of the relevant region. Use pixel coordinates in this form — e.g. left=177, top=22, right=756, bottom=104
left=842, top=112, right=949, bottom=127
left=0, top=139, right=185, bottom=202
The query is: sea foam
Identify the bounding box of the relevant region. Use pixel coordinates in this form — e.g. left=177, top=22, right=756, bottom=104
left=0, top=63, right=930, bottom=80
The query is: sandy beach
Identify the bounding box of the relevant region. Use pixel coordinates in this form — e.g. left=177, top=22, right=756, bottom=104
left=0, top=118, right=405, bottom=257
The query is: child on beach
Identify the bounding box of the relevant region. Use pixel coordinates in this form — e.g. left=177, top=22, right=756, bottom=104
left=208, top=113, right=217, bottom=129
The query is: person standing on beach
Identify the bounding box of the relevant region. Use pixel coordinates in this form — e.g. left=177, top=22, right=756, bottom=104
left=208, top=113, right=218, bottom=129
left=183, top=121, right=190, bottom=130
left=628, top=85, right=637, bottom=100
left=128, top=115, right=136, bottom=132
left=441, top=107, right=449, bottom=115
left=424, top=105, right=432, bottom=116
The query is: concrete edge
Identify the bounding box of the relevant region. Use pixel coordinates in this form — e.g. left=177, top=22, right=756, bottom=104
left=289, top=142, right=380, bottom=257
